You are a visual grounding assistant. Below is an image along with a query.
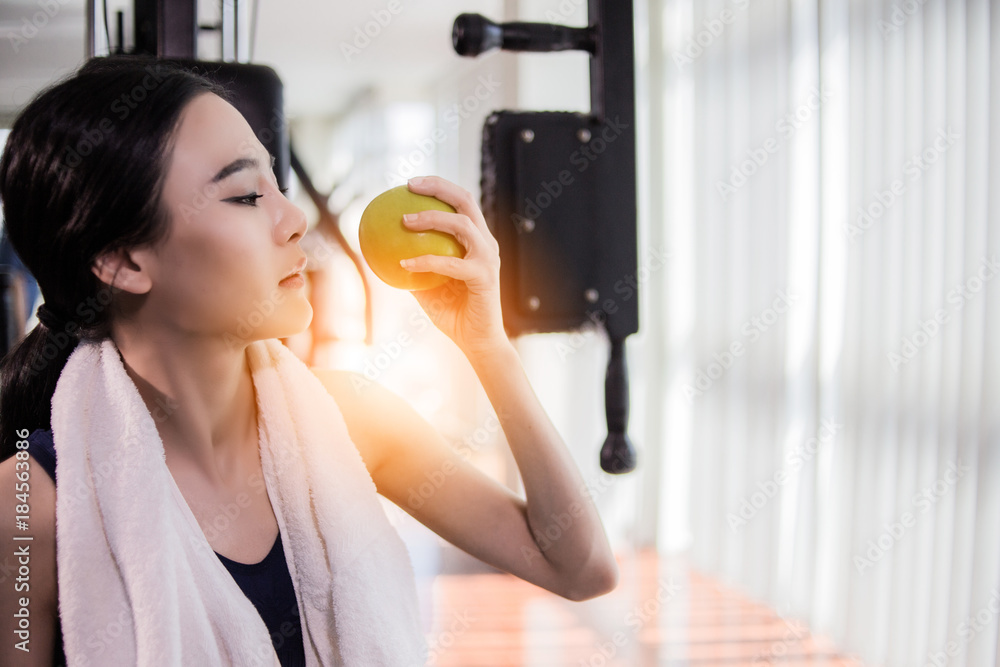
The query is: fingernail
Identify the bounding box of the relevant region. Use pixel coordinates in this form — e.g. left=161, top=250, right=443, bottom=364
left=402, top=213, right=416, bottom=224
left=400, top=259, right=413, bottom=268
left=408, top=177, right=425, bottom=186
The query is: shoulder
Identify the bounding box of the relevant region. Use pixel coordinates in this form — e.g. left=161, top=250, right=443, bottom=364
left=310, top=367, right=425, bottom=436
left=0, top=442, right=57, bottom=578
left=309, top=368, right=436, bottom=482
left=309, top=368, right=373, bottom=402
left=0, top=442, right=57, bottom=545
left=0, top=445, right=58, bottom=664
left=310, top=368, right=419, bottom=420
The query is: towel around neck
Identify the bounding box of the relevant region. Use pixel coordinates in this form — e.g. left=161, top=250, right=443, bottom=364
left=49, top=337, right=427, bottom=666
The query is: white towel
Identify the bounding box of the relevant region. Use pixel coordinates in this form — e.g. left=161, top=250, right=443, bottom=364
left=50, top=337, right=427, bottom=666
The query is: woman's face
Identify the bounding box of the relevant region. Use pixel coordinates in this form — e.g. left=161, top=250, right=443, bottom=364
left=146, top=92, right=311, bottom=345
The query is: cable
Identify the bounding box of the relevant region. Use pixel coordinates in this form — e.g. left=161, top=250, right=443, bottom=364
left=102, top=0, right=110, bottom=54
left=233, top=0, right=238, bottom=61
left=249, top=0, right=259, bottom=61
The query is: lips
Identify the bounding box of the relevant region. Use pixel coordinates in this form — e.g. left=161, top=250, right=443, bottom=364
left=282, top=257, right=308, bottom=281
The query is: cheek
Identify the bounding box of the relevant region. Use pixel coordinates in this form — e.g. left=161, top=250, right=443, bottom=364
left=159, top=223, right=271, bottom=306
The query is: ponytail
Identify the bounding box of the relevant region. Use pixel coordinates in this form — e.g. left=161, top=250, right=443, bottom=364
left=0, top=316, right=80, bottom=461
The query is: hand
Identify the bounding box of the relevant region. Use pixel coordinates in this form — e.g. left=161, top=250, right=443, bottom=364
left=400, top=176, right=508, bottom=358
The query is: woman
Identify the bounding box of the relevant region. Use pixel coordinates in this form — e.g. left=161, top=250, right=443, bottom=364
left=0, top=56, right=617, bottom=666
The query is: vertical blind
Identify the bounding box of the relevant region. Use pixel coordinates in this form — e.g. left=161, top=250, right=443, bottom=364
left=639, top=0, right=999, bottom=663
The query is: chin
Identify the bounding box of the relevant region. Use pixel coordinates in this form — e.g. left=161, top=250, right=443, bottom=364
left=232, top=298, right=313, bottom=344
left=270, top=300, right=314, bottom=340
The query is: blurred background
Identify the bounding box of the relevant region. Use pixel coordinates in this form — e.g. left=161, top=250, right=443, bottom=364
left=1, top=0, right=998, bottom=665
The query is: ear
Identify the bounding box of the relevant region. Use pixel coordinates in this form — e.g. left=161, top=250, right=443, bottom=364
left=91, top=247, right=154, bottom=295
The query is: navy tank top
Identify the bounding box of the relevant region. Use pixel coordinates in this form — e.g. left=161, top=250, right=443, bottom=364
left=26, top=428, right=307, bottom=666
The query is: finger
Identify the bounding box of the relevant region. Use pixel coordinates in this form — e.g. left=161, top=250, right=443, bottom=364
left=401, top=254, right=499, bottom=289
left=407, top=176, right=498, bottom=250
left=406, top=176, right=476, bottom=217
left=402, top=210, right=484, bottom=256
left=400, top=254, right=477, bottom=283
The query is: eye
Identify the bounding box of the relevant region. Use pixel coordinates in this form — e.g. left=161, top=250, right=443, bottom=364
left=279, top=187, right=289, bottom=196
left=226, top=193, right=265, bottom=206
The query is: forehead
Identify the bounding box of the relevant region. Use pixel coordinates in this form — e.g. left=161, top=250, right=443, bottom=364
left=166, top=93, right=268, bottom=184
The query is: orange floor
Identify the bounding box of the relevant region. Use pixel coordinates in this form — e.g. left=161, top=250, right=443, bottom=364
left=425, top=549, right=863, bottom=666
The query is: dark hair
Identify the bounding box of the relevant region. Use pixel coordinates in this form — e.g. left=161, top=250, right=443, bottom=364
left=0, top=55, right=229, bottom=461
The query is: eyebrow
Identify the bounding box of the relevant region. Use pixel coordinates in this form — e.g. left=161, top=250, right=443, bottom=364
left=210, top=154, right=277, bottom=184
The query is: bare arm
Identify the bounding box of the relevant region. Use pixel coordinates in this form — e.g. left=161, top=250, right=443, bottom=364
left=317, top=369, right=617, bottom=602
left=465, top=341, right=618, bottom=598
left=0, top=452, right=58, bottom=667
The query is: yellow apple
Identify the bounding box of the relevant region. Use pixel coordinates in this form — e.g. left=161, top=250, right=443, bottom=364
left=358, top=185, right=465, bottom=291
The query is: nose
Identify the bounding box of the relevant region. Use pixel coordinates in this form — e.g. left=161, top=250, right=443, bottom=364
left=275, top=193, right=308, bottom=244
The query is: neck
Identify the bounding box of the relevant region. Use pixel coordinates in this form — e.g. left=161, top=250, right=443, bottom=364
left=109, top=325, right=260, bottom=484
